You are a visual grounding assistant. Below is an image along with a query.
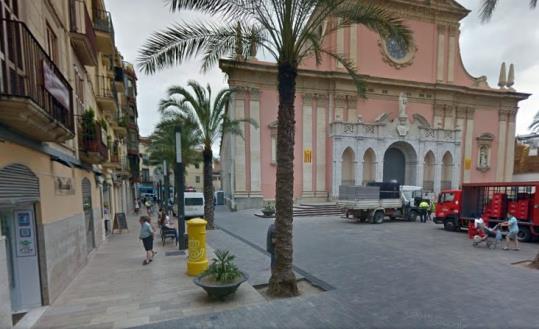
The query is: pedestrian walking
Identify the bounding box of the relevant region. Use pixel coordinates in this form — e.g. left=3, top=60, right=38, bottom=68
left=428, top=198, right=436, bottom=221
left=419, top=200, right=429, bottom=223
left=134, top=199, right=140, bottom=215
left=502, top=212, right=519, bottom=251
left=139, top=216, right=155, bottom=265
left=145, top=199, right=153, bottom=216
left=266, top=221, right=276, bottom=270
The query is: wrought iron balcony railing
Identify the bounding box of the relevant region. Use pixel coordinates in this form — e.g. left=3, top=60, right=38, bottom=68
left=0, top=19, right=74, bottom=135
left=93, top=9, right=113, bottom=35
left=69, top=0, right=97, bottom=65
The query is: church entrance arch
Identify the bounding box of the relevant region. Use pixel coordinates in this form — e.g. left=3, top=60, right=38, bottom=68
left=341, top=147, right=356, bottom=186
left=383, top=141, right=417, bottom=185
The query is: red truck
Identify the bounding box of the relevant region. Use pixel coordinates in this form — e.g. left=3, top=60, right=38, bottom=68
left=434, top=181, right=539, bottom=242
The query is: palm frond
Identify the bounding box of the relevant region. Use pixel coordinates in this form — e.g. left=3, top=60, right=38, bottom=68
left=166, top=0, right=255, bottom=21
left=138, top=21, right=237, bottom=74
left=321, top=49, right=366, bottom=96
left=480, top=0, right=498, bottom=22
left=335, top=3, right=411, bottom=47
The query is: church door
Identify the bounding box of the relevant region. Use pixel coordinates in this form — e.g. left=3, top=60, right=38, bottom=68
left=383, top=147, right=405, bottom=184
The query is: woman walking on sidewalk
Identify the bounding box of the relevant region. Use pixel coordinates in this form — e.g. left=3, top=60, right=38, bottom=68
left=139, top=216, right=155, bottom=265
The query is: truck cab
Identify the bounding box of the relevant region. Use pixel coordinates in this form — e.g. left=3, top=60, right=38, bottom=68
left=434, top=190, right=462, bottom=231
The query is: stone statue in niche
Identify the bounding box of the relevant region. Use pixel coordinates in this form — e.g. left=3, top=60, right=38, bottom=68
left=479, top=146, right=489, bottom=168
left=396, top=92, right=409, bottom=136
left=399, top=92, right=408, bottom=117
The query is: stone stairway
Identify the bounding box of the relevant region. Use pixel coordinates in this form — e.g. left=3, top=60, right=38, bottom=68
left=293, top=203, right=343, bottom=217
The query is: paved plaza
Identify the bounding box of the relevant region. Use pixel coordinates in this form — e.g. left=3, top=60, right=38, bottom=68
left=140, top=207, right=539, bottom=329
left=29, top=207, right=539, bottom=329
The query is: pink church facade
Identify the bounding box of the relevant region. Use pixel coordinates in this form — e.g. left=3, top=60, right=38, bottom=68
left=219, top=0, right=529, bottom=210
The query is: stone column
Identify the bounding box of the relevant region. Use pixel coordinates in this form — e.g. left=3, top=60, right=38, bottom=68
left=249, top=89, right=262, bottom=195
left=316, top=96, right=327, bottom=194
left=0, top=236, right=12, bottom=329
left=504, top=109, right=517, bottom=181
left=495, top=109, right=508, bottom=181
left=303, top=94, right=314, bottom=196
left=233, top=90, right=247, bottom=193
left=416, top=162, right=424, bottom=189
left=333, top=159, right=342, bottom=198
left=434, top=162, right=442, bottom=194
left=376, top=160, right=384, bottom=182
left=463, top=107, right=475, bottom=183
left=355, top=159, right=363, bottom=187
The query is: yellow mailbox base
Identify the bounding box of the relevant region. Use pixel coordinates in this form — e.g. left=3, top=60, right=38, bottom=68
left=187, top=260, right=208, bottom=276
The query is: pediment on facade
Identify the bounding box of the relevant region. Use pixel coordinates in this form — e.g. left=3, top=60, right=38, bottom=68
left=268, top=121, right=278, bottom=129
left=375, top=113, right=390, bottom=123
left=412, top=114, right=431, bottom=128
left=477, top=132, right=495, bottom=141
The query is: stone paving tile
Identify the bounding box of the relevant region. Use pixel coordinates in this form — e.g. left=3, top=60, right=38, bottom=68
left=32, top=212, right=266, bottom=329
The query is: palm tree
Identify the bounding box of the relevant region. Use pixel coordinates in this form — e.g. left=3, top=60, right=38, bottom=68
left=149, top=114, right=201, bottom=204
left=529, top=111, right=539, bottom=133
left=480, top=0, right=537, bottom=21
left=158, top=81, right=256, bottom=229
left=149, top=114, right=201, bottom=169
left=138, top=0, right=411, bottom=297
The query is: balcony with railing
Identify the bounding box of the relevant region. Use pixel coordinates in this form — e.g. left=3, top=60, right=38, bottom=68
left=92, top=8, right=114, bottom=54
left=103, top=141, right=120, bottom=169
left=95, top=75, right=117, bottom=115
left=69, top=0, right=97, bottom=65
left=128, top=154, right=140, bottom=182
left=117, top=155, right=131, bottom=178
left=114, top=66, right=125, bottom=92
left=79, top=122, right=108, bottom=164
left=111, top=111, right=127, bottom=137
left=0, top=19, right=75, bottom=142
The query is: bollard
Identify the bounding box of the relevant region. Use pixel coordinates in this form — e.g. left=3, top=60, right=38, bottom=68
left=186, top=218, right=208, bottom=276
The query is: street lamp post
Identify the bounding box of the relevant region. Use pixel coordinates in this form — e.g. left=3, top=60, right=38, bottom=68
left=163, top=160, right=170, bottom=213
left=176, top=126, right=187, bottom=250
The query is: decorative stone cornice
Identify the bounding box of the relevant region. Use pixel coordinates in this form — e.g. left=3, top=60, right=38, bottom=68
left=371, top=0, right=470, bottom=24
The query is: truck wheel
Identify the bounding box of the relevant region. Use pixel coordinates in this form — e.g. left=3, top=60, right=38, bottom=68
left=373, top=211, right=384, bottom=224
left=444, top=218, right=458, bottom=232
left=517, top=227, right=532, bottom=242
left=408, top=210, right=419, bottom=222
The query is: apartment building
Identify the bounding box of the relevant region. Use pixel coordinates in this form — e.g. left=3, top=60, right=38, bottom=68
left=0, top=0, right=139, bottom=326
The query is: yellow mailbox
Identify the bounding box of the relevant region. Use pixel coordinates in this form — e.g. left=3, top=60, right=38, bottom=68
left=186, top=218, right=208, bottom=276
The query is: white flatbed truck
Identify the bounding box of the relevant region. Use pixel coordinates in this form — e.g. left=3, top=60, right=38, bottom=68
left=337, top=183, right=424, bottom=224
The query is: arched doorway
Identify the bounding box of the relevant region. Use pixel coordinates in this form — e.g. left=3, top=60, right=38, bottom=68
left=341, top=147, right=356, bottom=186
left=442, top=152, right=453, bottom=190
left=383, top=141, right=418, bottom=185
left=423, top=151, right=435, bottom=192
left=82, top=178, right=95, bottom=254
left=363, top=148, right=376, bottom=185
left=0, top=164, right=42, bottom=312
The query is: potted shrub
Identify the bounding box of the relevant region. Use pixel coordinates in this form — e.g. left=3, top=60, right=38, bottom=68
left=193, top=249, right=248, bottom=300
left=81, top=109, right=97, bottom=149
left=261, top=202, right=275, bottom=217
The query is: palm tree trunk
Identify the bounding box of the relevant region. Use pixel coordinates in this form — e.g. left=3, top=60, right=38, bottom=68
left=268, top=61, right=299, bottom=297
left=203, top=147, right=215, bottom=229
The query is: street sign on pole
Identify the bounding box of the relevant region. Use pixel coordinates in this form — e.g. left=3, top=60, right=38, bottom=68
left=176, top=126, right=187, bottom=250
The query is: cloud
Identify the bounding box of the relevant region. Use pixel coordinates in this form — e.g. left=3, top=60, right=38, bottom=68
left=105, top=0, right=538, bottom=136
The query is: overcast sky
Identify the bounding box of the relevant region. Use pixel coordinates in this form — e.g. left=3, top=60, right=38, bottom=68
left=104, top=0, right=538, bottom=138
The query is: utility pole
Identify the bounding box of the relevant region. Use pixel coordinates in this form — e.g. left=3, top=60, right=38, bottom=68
left=175, top=126, right=187, bottom=250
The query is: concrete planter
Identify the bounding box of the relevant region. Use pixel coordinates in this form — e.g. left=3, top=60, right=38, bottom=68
left=193, top=272, right=249, bottom=300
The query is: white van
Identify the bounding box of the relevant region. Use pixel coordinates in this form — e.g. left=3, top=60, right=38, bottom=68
left=184, top=192, right=204, bottom=219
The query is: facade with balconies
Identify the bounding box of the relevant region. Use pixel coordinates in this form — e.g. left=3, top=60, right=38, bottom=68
left=0, top=0, right=139, bottom=326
